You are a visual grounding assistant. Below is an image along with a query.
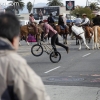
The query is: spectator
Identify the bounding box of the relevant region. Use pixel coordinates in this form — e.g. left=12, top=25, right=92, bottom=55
left=0, top=13, right=50, bottom=100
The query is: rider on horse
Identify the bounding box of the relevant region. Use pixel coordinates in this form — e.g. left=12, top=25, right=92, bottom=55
left=80, top=13, right=93, bottom=37
left=47, top=13, right=55, bottom=27
left=92, top=13, right=100, bottom=26
left=74, top=14, right=82, bottom=26
left=58, top=14, right=67, bottom=29
left=29, top=13, right=38, bottom=34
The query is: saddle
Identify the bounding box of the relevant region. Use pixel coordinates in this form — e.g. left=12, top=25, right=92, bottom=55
left=60, top=25, right=65, bottom=30
left=83, top=26, right=93, bottom=38
left=27, top=24, right=34, bottom=30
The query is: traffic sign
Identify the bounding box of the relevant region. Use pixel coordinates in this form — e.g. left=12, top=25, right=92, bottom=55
left=66, top=1, right=74, bottom=10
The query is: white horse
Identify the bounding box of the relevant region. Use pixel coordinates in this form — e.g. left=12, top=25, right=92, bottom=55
left=72, top=25, right=91, bottom=50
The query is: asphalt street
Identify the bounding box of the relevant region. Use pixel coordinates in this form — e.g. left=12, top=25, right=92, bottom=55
left=18, top=36, right=100, bottom=100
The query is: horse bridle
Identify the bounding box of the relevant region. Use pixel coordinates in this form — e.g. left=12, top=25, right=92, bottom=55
left=78, top=32, right=84, bottom=36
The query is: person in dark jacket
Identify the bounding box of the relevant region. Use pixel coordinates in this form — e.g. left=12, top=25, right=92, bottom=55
left=58, top=15, right=65, bottom=29
left=92, top=13, right=100, bottom=26
left=47, top=13, right=54, bottom=24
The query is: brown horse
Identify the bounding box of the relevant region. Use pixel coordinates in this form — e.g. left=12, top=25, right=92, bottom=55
left=20, top=24, right=43, bottom=45
left=54, top=25, right=70, bottom=44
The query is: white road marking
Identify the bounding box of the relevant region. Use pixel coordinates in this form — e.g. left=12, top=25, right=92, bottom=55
left=44, top=66, right=61, bottom=74
left=82, top=53, right=91, bottom=57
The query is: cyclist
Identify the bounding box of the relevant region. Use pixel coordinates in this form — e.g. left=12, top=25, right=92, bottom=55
left=39, top=21, right=69, bottom=55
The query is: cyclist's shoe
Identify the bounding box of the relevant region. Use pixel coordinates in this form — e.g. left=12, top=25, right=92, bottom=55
left=55, top=52, right=58, bottom=56
left=51, top=53, right=58, bottom=58
left=66, top=47, right=69, bottom=54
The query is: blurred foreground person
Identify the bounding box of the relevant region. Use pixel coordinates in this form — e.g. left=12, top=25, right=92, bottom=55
left=0, top=13, right=50, bottom=100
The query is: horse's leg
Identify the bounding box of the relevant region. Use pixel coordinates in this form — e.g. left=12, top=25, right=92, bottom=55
left=95, top=26, right=100, bottom=49
left=41, top=32, right=44, bottom=41
left=65, top=34, right=67, bottom=44
left=80, top=34, right=90, bottom=50
left=78, top=39, right=82, bottom=50
left=76, top=37, right=78, bottom=45
left=63, top=34, right=66, bottom=44
left=37, top=34, right=41, bottom=44
left=19, top=42, right=21, bottom=46
left=48, top=34, right=50, bottom=44
left=19, top=36, right=21, bottom=46
left=26, top=35, right=30, bottom=46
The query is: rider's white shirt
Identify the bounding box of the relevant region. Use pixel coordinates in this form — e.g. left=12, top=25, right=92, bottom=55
left=81, top=17, right=90, bottom=25
left=75, top=18, right=82, bottom=24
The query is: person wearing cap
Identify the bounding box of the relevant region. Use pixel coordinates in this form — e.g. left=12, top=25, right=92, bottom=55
left=58, top=14, right=66, bottom=29
left=81, top=13, right=93, bottom=37
left=92, top=13, right=100, bottom=26
left=81, top=13, right=90, bottom=26
left=39, top=21, right=69, bottom=54
left=74, top=14, right=82, bottom=26
left=29, top=13, right=38, bottom=34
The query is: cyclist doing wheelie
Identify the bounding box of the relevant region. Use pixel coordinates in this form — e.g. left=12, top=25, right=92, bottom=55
left=39, top=21, right=69, bottom=55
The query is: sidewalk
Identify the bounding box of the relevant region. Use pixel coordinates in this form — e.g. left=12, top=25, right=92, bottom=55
left=45, top=85, right=100, bottom=100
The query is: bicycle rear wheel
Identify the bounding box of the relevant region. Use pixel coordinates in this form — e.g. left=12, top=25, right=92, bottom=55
left=31, top=44, right=43, bottom=57
left=50, top=52, right=61, bottom=63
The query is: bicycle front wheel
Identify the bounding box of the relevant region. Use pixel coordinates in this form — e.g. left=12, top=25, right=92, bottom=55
left=31, top=44, right=43, bottom=57
left=50, top=52, right=61, bottom=63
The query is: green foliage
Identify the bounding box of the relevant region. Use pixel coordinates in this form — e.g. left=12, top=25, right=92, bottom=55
left=27, top=2, right=33, bottom=13
left=71, top=7, right=95, bottom=20
left=9, top=0, right=24, bottom=14
left=13, top=0, right=25, bottom=10
left=47, top=0, right=64, bottom=6
left=89, top=2, right=100, bottom=10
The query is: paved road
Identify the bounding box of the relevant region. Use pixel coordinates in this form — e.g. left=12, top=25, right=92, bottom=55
left=18, top=36, right=100, bottom=100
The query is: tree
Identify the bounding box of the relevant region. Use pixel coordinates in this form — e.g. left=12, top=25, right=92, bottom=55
left=10, top=0, right=25, bottom=14
left=47, top=0, right=64, bottom=6
left=27, top=2, right=33, bottom=13
left=89, top=2, right=99, bottom=10
left=71, top=7, right=95, bottom=20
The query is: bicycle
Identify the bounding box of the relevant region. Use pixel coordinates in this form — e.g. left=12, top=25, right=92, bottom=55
left=31, top=41, right=61, bottom=63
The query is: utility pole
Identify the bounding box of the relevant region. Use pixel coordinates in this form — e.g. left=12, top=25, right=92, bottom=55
left=86, top=0, right=89, bottom=7
left=70, top=0, right=71, bottom=24
left=32, top=0, right=35, bottom=13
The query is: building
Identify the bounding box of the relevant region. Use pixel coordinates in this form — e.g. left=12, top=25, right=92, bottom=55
left=19, top=6, right=70, bottom=20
